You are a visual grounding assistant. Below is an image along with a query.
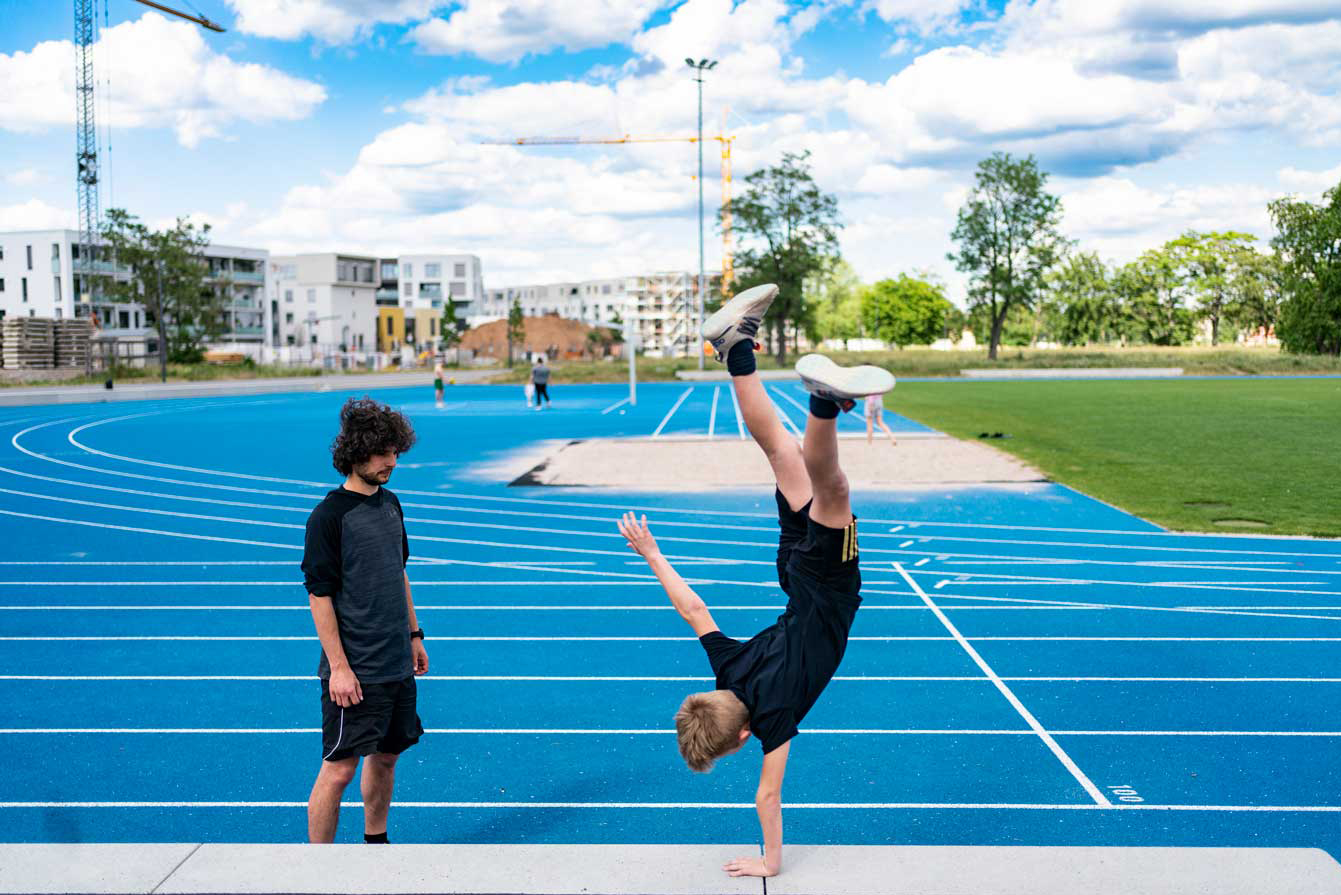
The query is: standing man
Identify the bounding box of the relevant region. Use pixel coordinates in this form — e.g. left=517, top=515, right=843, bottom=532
left=302, top=396, right=429, bottom=844
left=531, top=355, right=551, bottom=410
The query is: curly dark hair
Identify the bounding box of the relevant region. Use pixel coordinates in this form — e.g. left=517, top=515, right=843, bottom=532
left=330, top=396, right=417, bottom=476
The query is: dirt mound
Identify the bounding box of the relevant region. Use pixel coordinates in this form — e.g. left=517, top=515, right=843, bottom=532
left=461, top=316, right=619, bottom=362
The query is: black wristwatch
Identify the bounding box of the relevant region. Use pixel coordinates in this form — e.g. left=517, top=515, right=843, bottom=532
left=409, top=628, right=425, bottom=640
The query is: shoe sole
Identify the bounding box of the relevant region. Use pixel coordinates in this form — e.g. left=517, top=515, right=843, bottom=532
left=700, top=283, right=779, bottom=341
left=795, top=353, right=896, bottom=399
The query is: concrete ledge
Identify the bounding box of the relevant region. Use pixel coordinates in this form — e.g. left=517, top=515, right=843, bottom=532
left=3, top=844, right=1339, bottom=894
left=960, top=367, right=1184, bottom=379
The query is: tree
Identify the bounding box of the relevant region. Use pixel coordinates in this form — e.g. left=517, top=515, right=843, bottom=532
left=1113, top=249, right=1195, bottom=345
left=506, top=296, right=525, bottom=367
left=805, top=260, right=864, bottom=349
left=1230, top=251, right=1285, bottom=337
left=860, top=274, right=954, bottom=348
left=727, top=151, right=842, bottom=365
left=1166, top=231, right=1259, bottom=345
left=1049, top=252, right=1118, bottom=346
left=1269, top=182, right=1341, bottom=355
left=439, top=300, right=464, bottom=352
left=949, top=153, right=1069, bottom=359
left=100, top=208, right=219, bottom=380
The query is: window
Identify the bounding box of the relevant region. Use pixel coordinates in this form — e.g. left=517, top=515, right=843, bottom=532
left=602, top=284, right=611, bottom=294
left=0, top=278, right=4, bottom=292
left=119, top=310, right=130, bottom=329
left=55, top=307, right=63, bottom=319
left=51, top=243, right=60, bottom=267
left=306, top=288, right=316, bottom=303
left=425, top=263, right=441, bottom=277
left=284, top=289, right=293, bottom=303
left=381, top=262, right=397, bottom=280
left=430, top=318, right=437, bottom=336
left=402, top=263, right=413, bottom=278
left=450, top=281, right=465, bottom=297
left=21, top=277, right=27, bottom=302
left=53, top=276, right=60, bottom=301
left=26, top=245, right=33, bottom=270
left=454, top=262, right=466, bottom=277
left=403, top=282, right=412, bottom=296
left=386, top=317, right=393, bottom=335
left=285, top=312, right=294, bottom=324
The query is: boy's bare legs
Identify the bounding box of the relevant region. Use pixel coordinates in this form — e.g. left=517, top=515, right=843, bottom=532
left=731, top=371, right=811, bottom=511
left=802, top=409, right=852, bottom=529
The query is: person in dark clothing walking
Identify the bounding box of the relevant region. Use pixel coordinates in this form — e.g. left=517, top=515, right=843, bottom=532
left=531, top=356, right=551, bottom=410
left=302, top=397, right=428, bottom=844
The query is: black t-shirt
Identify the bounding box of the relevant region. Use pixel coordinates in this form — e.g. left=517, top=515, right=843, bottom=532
left=302, top=486, right=412, bottom=683
left=699, top=585, right=858, bottom=754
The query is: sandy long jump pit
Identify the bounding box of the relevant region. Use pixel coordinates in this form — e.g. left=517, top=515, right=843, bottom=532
left=508, top=433, right=1044, bottom=488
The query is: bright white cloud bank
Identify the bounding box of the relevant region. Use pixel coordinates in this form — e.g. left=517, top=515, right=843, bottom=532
left=0, top=13, right=326, bottom=148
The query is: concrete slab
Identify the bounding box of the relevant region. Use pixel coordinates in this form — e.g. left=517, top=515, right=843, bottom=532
left=160, top=844, right=764, bottom=894
left=0, top=843, right=199, bottom=894
left=767, top=845, right=1341, bottom=895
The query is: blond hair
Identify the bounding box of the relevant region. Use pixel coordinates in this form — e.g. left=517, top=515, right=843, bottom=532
left=675, top=690, right=750, bottom=772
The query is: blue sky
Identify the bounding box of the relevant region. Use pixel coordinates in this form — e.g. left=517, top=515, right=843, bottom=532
left=2, top=0, right=1339, bottom=297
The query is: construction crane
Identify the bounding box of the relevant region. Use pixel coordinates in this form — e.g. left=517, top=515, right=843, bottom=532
left=482, top=133, right=737, bottom=297
left=74, top=0, right=223, bottom=311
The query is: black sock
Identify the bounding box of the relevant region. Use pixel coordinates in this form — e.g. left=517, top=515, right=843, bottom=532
left=809, top=394, right=840, bottom=419
left=364, top=832, right=389, bottom=844
left=726, top=339, right=756, bottom=376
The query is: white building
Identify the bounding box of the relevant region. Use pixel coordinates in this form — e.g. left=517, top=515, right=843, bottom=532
left=0, top=229, right=269, bottom=363
left=484, top=271, right=703, bottom=357
left=268, top=253, right=377, bottom=357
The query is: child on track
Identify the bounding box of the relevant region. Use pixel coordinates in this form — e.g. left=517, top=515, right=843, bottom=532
left=616, top=283, right=894, bottom=878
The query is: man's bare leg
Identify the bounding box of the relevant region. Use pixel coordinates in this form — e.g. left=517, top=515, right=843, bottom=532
left=308, top=756, right=358, bottom=842
left=361, top=753, right=398, bottom=838
left=731, top=371, right=811, bottom=510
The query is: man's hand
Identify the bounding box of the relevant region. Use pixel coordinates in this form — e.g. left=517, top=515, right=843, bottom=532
left=723, top=856, right=778, bottom=878
left=412, top=639, right=429, bottom=675
left=617, top=512, right=661, bottom=560
left=328, top=665, right=363, bottom=707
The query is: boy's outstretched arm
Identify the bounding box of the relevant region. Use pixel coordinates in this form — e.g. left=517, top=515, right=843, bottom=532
left=726, top=740, right=789, bottom=877
left=618, top=512, right=719, bottom=637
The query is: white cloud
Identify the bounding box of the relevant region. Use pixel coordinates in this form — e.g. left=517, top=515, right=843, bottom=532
left=0, top=199, right=73, bottom=231
left=864, top=0, right=974, bottom=31
left=5, top=169, right=43, bottom=187
left=1278, top=162, right=1341, bottom=198
left=0, top=13, right=326, bottom=148
left=226, top=0, right=434, bottom=43
left=409, top=0, right=665, bottom=62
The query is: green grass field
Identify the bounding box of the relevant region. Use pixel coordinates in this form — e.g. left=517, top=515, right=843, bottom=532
left=889, top=377, right=1341, bottom=538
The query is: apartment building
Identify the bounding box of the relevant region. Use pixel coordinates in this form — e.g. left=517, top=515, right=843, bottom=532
left=268, top=253, right=377, bottom=355
left=371, top=253, right=486, bottom=353
left=484, top=271, right=705, bottom=357
left=0, top=229, right=269, bottom=362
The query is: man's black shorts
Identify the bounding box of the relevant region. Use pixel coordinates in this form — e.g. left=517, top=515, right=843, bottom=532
left=320, top=675, right=423, bottom=762
left=774, top=487, right=862, bottom=608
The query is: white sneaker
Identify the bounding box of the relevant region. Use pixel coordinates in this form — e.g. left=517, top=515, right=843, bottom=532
left=700, top=283, right=778, bottom=363
left=795, top=354, right=895, bottom=413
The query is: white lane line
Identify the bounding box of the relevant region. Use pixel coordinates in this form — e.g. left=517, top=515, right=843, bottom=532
left=26, top=413, right=1341, bottom=560
left=651, top=387, right=694, bottom=438
left=1, top=801, right=1338, bottom=812
left=766, top=386, right=803, bottom=436
left=727, top=382, right=745, bottom=439
left=914, top=558, right=930, bottom=567
left=0, top=605, right=1102, bottom=612
left=6, top=674, right=1341, bottom=683
left=7, top=728, right=1341, bottom=737
left=708, top=386, right=720, bottom=439
left=894, top=562, right=1110, bottom=808
left=600, top=397, right=630, bottom=415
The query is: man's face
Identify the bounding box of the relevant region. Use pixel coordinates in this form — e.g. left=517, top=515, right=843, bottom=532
left=355, top=450, right=397, bottom=486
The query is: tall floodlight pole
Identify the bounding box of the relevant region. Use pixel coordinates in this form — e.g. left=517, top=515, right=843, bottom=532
left=685, top=57, right=717, bottom=369
left=75, top=0, right=100, bottom=315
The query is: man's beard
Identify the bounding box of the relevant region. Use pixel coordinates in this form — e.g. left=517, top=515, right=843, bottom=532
left=357, top=468, right=390, bottom=487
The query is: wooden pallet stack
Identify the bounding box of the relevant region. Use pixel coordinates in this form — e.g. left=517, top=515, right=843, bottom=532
left=54, top=318, right=94, bottom=368
left=1, top=317, right=55, bottom=369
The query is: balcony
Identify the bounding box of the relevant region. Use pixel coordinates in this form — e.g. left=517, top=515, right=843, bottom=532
left=229, top=326, right=265, bottom=338
left=376, top=288, right=400, bottom=306
left=230, top=269, right=265, bottom=284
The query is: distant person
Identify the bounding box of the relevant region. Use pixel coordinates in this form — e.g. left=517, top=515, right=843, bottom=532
left=531, top=356, right=551, bottom=410
left=302, top=397, right=428, bottom=844
left=433, top=361, right=444, bottom=407
left=864, top=393, right=897, bottom=446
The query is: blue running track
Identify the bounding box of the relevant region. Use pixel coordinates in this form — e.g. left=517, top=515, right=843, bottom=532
left=1, top=381, right=1340, bottom=854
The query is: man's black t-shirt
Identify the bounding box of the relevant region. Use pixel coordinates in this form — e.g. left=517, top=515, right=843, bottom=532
left=302, top=486, right=412, bottom=683
left=699, top=582, right=860, bottom=754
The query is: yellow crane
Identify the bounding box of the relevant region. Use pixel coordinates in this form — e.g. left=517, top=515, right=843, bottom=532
left=483, top=132, right=737, bottom=296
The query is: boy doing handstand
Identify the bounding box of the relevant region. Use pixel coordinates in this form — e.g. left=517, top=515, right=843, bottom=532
left=617, top=283, right=894, bottom=878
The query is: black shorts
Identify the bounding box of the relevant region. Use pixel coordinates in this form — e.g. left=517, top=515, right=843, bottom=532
left=320, top=675, right=423, bottom=762
left=774, top=488, right=862, bottom=605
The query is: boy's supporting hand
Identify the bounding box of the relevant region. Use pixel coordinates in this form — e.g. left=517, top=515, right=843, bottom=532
left=617, top=511, right=661, bottom=560
left=724, top=856, right=779, bottom=878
